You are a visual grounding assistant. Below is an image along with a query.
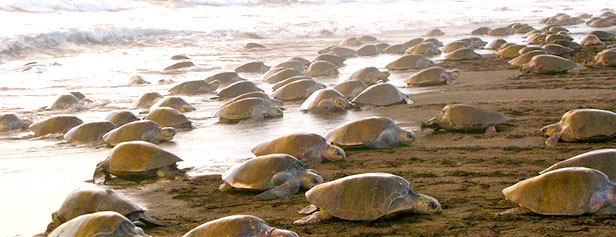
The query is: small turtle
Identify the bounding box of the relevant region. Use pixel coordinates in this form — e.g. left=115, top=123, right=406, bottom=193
left=542, top=44, right=574, bottom=56
left=244, top=42, right=266, bottom=49
left=103, top=120, right=176, bottom=146
left=347, top=67, right=389, bottom=85
left=326, top=117, right=415, bottom=149
left=251, top=133, right=345, bottom=165
left=264, top=68, right=303, bottom=84
left=405, top=66, right=459, bottom=87
left=168, top=80, right=219, bottom=95
left=584, top=48, right=616, bottom=67
left=104, top=110, right=139, bottom=127
left=317, top=46, right=357, bottom=58
left=183, top=215, right=298, bottom=237
left=30, top=115, right=83, bottom=137
left=540, top=109, right=616, bottom=146
left=405, top=42, right=441, bottom=56
left=274, top=60, right=306, bottom=71
left=144, top=108, right=193, bottom=129
left=272, top=79, right=326, bottom=101
left=304, top=61, right=339, bottom=77
left=64, top=121, right=116, bottom=144
left=0, top=114, right=30, bottom=132
left=485, top=39, right=507, bottom=50
left=133, top=92, right=163, bottom=109
left=351, top=83, right=412, bottom=107
left=216, top=98, right=283, bottom=123
left=93, top=141, right=186, bottom=183
left=540, top=149, right=616, bottom=182
left=489, top=27, right=512, bottom=36
left=313, top=54, right=345, bottom=67
left=471, top=27, right=491, bottom=35
left=580, top=35, right=604, bottom=46
left=443, top=41, right=469, bottom=53
left=496, top=45, right=525, bottom=59
left=446, top=47, right=481, bottom=60
left=300, top=88, right=351, bottom=113
left=382, top=44, right=407, bottom=54
left=385, top=54, right=434, bottom=71
left=272, top=76, right=312, bottom=91
left=356, top=45, right=380, bottom=56
left=424, top=29, right=445, bottom=36
left=333, top=80, right=367, bottom=100
left=402, top=38, right=424, bottom=48
left=216, top=81, right=263, bottom=99
left=235, top=61, right=270, bottom=74
left=222, top=92, right=283, bottom=107
left=501, top=167, right=616, bottom=216
left=520, top=55, right=577, bottom=74
left=508, top=50, right=548, bottom=67
left=204, top=72, right=245, bottom=87
left=46, top=188, right=162, bottom=233
left=171, top=55, right=190, bottom=60
left=128, top=75, right=149, bottom=86
left=339, top=37, right=362, bottom=47
left=219, top=154, right=323, bottom=200
left=48, top=94, right=81, bottom=110
left=294, top=173, right=441, bottom=224
left=421, top=104, right=509, bottom=133
left=163, top=61, right=194, bottom=71
left=151, top=96, right=195, bottom=113
left=48, top=211, right=148, bottom=237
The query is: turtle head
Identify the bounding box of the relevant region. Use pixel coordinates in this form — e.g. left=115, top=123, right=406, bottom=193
left=378, top=71, right=390, bottom=82
left=540, top=123, right=561, bottom=137
left=582, top=59, right=596, bottom=68
left=443, top=70, right=459, bottom=85
left=93, top=159, right=110, bottom=184
left=299, top=170, right=324, bottom=189
left=519, top=64, right=531, bottom=74
left=398, top=129, right=416, bottom=145
left=325, top=144, right=346, bottom=161
left=420, top=117, right=439, bottom=131
left=45, top=211, right=62, bottom=233
left=266, top=106, right=284, bottom=118
left=414, top=193, right=442, bottom=215
left=160, top=127, right=176, bottom=141
left=334, top=98, right=352, bottom=110
left=270, top=228, right=299, bottom=237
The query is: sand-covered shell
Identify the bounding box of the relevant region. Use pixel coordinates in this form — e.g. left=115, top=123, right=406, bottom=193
left=348, top=67, right=390, bottom=85
left=333, top=80, right=367, bottom=100
left=264, top=68, right=303, bottom=84
left=151, top=96, right=195, bottom=113
left=133, top=92, right=163, bottom=109
left=272, top=79, right=326, bottom=101
left=300, top=88, right=351, bottom=113
left=325, top=116, right=415, bottom=149
left=521, top=55, right=577, bottom=74
left=216, top=98, right=283, bottom=123
left=235, top=61, right=270, bottom=74
left=385, top=54, right=434, bottom=70
left=351, top=83, right=411, bottom=106
left=144, top=108, right=192, bottom=129
left=217, top=81, right=263, bottom=99
left=183, top=215, right=298, bottom=237
left=64, top=121, right=116, bottom=144
left=48, top=211, right=147, bottom=237
left=423, top=104, right=509, bottom=132
left=540, top=149, right=616, bottom=182
left=103, top=120, right=175, bottom=146
left=104, top=110, right=139, bottom=127
left=313, top=54, right=345, bottom=67
left=30, top=115, right=83, bottom=137
left=405, top=66, right=458, bottom=87
left=304, top=61, right=339, bottom=77
left=508, top=50, right=548, bottom=67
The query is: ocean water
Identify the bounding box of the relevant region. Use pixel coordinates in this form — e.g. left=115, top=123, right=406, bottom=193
left=0, top=0, right=614, bottom=236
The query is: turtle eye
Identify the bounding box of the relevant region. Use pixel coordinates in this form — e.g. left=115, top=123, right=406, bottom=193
left=429, top=201, right=438, bottom=209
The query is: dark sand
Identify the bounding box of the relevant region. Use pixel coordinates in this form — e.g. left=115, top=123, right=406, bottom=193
left=115, top=55, right=616, bottom=236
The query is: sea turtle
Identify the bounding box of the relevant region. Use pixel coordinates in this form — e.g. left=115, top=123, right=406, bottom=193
left=272, top=76, right=312, bottom=91
left=424, top=29, right=445, bottom=36
left=294, top=173, right=441, bottom=225
left=385, top=54, right=434, bottom=71
left=552, top=39, right=582, bottom=50
left=0, top=114, right=30, bottom=132
left=45, top=188, right=162, bottom=233
left=405, top=42, right=441, bottom=57
left=274, top=60, right=306, bottom=71
left=332, top=80, right=367, bottom=100
left=29, top=115, right=83, bottom=137
left=356, top=45, right=380, bottom=56
left=300, top=88, right=351, bottom=113
left=48, top=211, right=148, bottom=237
left=251, top=133, right=345, bottom=165
left=150, top=96, right=195, bottom=113
left=222, top=92, right=283, bottom=107
left=405, top=66, right=459, bottom=87
left=540, top=149, right=616, bottom=182
left=183, top=215, right=298, bottom=237
left=205, top=72, right=246, bottom=87
left=235, top=61, right=270, bottom=74
left=382, top=44, right=407, bottom=54
left=445, top=47, right=481, bottom=60
left=48, top=94, right=82, bottom=110
left=347, top=67, right=389, bottom=85
left=215, top=98, right=283, bottom=123
left=584, top=48, right=616, bottom=67
left=501, top=167, right=616, bottom=216
left=542, top=44, right=574, bottom=56
left=144, top=107, right=193, bottom=129
left=402, top=38, right=424, bottom=48
left=313, top=54, right=345, bottom=67
left=244, top=42, right=266, bottom=49
left=527, top=33, right=547, bottom=44
left=93, top=141, right=186, bottom=183
left=264, top=68, right=303, bottom=84
left=351, top=83, right=412, bottom=106
left=515, top=25, right=535, bottom=34
left=358, top=35, right=378, bottom=43
left=496, top=45, right=526, bottom=59
left=304, top=61, right=339, bottom=77
left=163, top=61, right=194, bottom=71
left=540, top=109, right=616, bottom=146
left=519, top=46, right=544, bottom=54
left=133, top=92, right=163, bottom=109
left=520, top=55, right=577, bottom=74
left=508, top=50, right=548, bottom=67
left=590, top=30, right=616, bottom=41
left=590, top=19, right=611, bottom=28
left=525, top=30, right=543, bottom=38
left=103, top=120, right=176, bottom=146
left=421, top=104, right=509, bottom=133
left=378, top=43, right=390, bottom=50
left=171, top=55, right=190, bottom=60
left=580, top=35, right=604, bottom=46
left=219, top=154, right=323, bottom=200
left=216, top=81, right=263, bottom=99
left=339, top=37, right=362, bottom=47
left=287, top=56, right=311, bottom=66
left=318, top=46, right=357, bottom=58
left=443, top=41, right=469, bottom=53
left=471, top=27, right=491, bottom=35
left=545, top=34, right=573, bottom=44
left=272, top=79, right=326, bottom=101
left=64, top=121, right=116, bottom=144
left=485, top=39, right=507, bottom=50
left=168, top=80, right=219, bottom=95
left=104, top=110, right=139, bottom=127
left=325, top=117, right=415, bottom=149
left=489, top=27, right=512, bottom=36
left=128, top=75, right=149, bottom=86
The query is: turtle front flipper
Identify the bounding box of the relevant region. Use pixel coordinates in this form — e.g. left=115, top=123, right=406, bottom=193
left=293, top=211, right=333, bottom=225
left=93, top=161, right=110, bottom=184
left=126, top=212, right=166, bottom=227
left=256, top=173, right=301, bottom=201
left=499, top=207, right=533, bottom=215
left=483, top=125, right=497, bottom=137
left=219, top=182, right=232, bottom=192
left=298, top=204, right=318, bottom=215
left=545, top=133, right=561, bottom=147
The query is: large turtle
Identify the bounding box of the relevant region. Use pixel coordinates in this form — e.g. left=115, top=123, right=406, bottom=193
left=133, top=92, right=163, bottom=109
left=347, top=67, right=389, bottom=85
left=287, top=56, right=311, bottom=66
left=183, top=215, right=298, bottom=237
left=205, top=72, right=245, bottom=87
left=382, top=44, right=407, bottom=54
left=48, top=211, right=148, bottom=237
left=445, top=47, right=481, bottom=60
left=144, top=107, right=193, bottom=129
left=219, top=154, right=323, bottom=200
left=405, top=66, right=459, bottom=87
left=351, top=83, right=412, bottom=107
left=496, top=45, right=525, bottom=59
left=545, top=34, right=573, bottom=44
left=519, top=46, right=543, bottom=54
left=294, top=173, right=441, bottom=224
left=264, top=68, right=303, bottom=84
left=235, top=61, right=270, bottom=74
left=272, top=76, right=312, bottom=91
left=45, top=188, right=162, bottom=233
left=29, top=115, right=83, bottom=137
left=222, top=92, right=283, bottom=107
left=274, top=60, right=306, bottom=71
left=405, top=42, right=441, bottom=56
left=313, top=54, right=345, bottom=67
left=150, top=96, right=195, bottom=113
left=471, top=27, right=491, bottom=35
left=215, top=98, right=283, bottom=123
left=584, top=48, right=616, bottom=67
left=93, top=141, right=186, bottom=183
left=48, top=94, right=82, bottom=110
left=333, top=80, right=367, bottom=100
left=508, top=50, right=548, bottom=67
left=163, top=61, right=194, bottom=71
left=317, top=46, right=357, bottom=58
left=489, top=27, right=512, bottom=36
left=325, top=117, right=415, bottom=149
left=580, top=35, right=604, bottom=46
left=272, top=79, right=326, bottom=101
left=64, top=121, right=116, bottom=144
left=542, top=44, right=574, bottom=56
left=376, top=42, right=389, bottom=50
left=304, top=61, right=339, bottom=77
left=590, top=30, right=616, bottom=41
left=356, top=45, right=380, bottom=56
left=216, top=80, right=263, bottom=99
left=540, top=149, right=616, bottom=182
left=103, top=120, right=176, bottom=146
left=0, top=114, right=30, bottom=132
left=443, top=41, right=469, bottom=53
left=300, top=88, right=351, bottom=113
left=128, top=75, right=149, bottom=86
left=485, top=39, right=507, bottom=50
left=402, top=38, right=424, bottom=48
left=104, top=110, right=139, bottom=127
left=501, top=167, right=616, bottom=216
left=540, top=109, right=616, bottom=146
left=421, top=104, right=509, bottom=133
left=385, top=54, right=434, bottom=71
left=251, top=133, right=345, bottom=165
left=169, top=80, right=219, bottom=95
left=520, top=55, right=577, bottom=74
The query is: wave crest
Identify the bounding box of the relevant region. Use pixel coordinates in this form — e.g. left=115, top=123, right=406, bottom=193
left=0, top=0, right=126, bottom=12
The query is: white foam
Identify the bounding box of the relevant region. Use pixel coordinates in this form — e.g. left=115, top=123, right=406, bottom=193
left=0, top=0, right=127, bottom=12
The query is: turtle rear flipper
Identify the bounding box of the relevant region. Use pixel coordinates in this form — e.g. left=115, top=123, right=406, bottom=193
left=256, top=173, right=301, bottom=201
left=545, top=133, right=561, bottom=147
left=499, top=207, right=533, bottom=215
left=298, top=204, right=318, bottom=215
left=127, top=212, right=167, bottom=227
left=293, top=211, right=333, bottom=225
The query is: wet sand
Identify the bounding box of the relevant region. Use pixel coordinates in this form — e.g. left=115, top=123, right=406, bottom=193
left=112, top=56, right=616, bottom=236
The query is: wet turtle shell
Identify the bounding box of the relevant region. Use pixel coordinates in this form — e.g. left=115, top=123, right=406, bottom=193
left=485, top=39, right=507, bottom=50
left=471, top=27, right=491, bottom=35
left=222, top=154, right=310, bottom=191
left=339, top=37, right=362, bottom=47
left=304, top=61, right=339, bottom=77
left=151, top=96, right=195, bottom=113
left=169, top=80, right=218, bottom=95
left=163, top=61, right=194, bottom=71
left=540, top=149, right=616, bottom=182
left=104, top=110, right=139, bottom=127
left=542, top=44, right=574, bottom=56
left=313, top=54, right=345, bottom=67
left=423, top=104, right=509, bottom=132
left=508, top=50, right=548, bottom=67
left=171, top=55, right=190, bottom=60
left=496, top=45, right=525, bottom=59
left=519, top=46, right=544, bottom=54
left=183, top=215, right=298, bottom=237
left=300, top=88, right=351, bottom=113
left=235, top=61, right=270, bottom=74
left=352, top=83, right=411, bottom=106
left=128, top=75, right=149, bottom=86
left=325, top=117, right=415, bottom=149
left=244, top=42, right=266, bottom=49
left=133, top=92, right=163, bottom=109
left=272, top=79, right=326, bottom=101
left=264, top=68, right=303, bottom=84
left=144, top=107, right=192, bottom=129
left=318, top=46, right=357, bottom=58
left=274, top=60, right=306, bottom=71
left=48, top=94, right=81, bottom=110
left=385, top=54, right=434, bottom=71
left=30, top=115, right=83, bottom=137
left=443, top=41, right=469, bottom=53
left=489, top=27, right=512, bottom=36
left=0, top=114, right=29, bottom=132
left=424, top=29, right=444, bottom=36
left=287, top=56, right=311, bottom=66
left=64, top=121, right=116, bottom=144
left=216, top=98, right=282, bottom=123
left=347, top=67, right=389, bottom=85
left=356, top=45, right=380, bottom=56
left=222, top=92, right=283, bottom=107
left=521, top=55, right=577, bottom=74
left=272, top=76, right=312, bottom=91
left=405, top=42, right=441, bottom=56
left=48, top=211, right=147, bottom=237
left=579, top=35, right=602, bottom=46
left=217, top=81, right=263, bottom=99
left=540, top=109, right=616, bottom=145
left=102, top=141, right=183, bottom=179
left=382, top=44, right=407, bottom=54
left=405, top=66, right=457, bottom=87
left=333, top=80, right=367, bottom=100
left=103, top=120, right=175, bottom=146
left=204, top=72, right=245, bottom=87
left=251, top=133, right=344, bottom=164
left=445, top=47, right=481, bottom=60
left=590, top=30, right=616, bottom=41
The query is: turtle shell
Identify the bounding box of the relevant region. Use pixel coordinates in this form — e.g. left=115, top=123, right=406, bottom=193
left=313, top=54, right=345, bottom=67
left=339, top=37, right=362, bottom=47
left=216, top=97, right=274, bottom=121
left=287, top=56, right=311, bottom=65
left=595, top=49, right=616, bottom=67
left=382, top=44, right=407, bottom=54
left=0, top=114, right=27, bottom=132
left=556, top=109, right=616, bottom=141
left=183, top=215, right=279, bottom=237
left=217, top=81, right=263, bottom=98
left=222, top=154, right=305, bottom=190
left=446, top=47, right=481, bottom=60
left=325, top=117, right=398, bottom=148
left=508, top=50, right=547, bottom=67
left=151, top=96, right=195, bottom=113
left=30, top=115, right=83, bottom=136
left=405, top=67, right=451, bottom=86
left=333, top=80, right=367, bottom=100
left=274, top=60, right=305, bottom=71
left=348, top=67, right=389, bottom=85
left=272, top=79, right=326, bottom=101
left=107, top=141, right=182, bottom=174
left=104, top=110, right=139, bottom=127
left=48, top=211, right=146, bottom=237
left=128, top=75, right=149, bottom=85
left=503, top=167, right=612, bottom=215
left=204, top=72, right=244, bottom=86
left=264, top=68, right=303, bottom=84
left=431, top=104, right=508, bottom=131
left=222, top=92, right=283, bottom=107
left=485, top=39, right=506, bottom=50
left=443, top=41, right=469, bottom=53
left=103, top=120, right=165, bottom=146
left=272, top=76, right=312, bottom=91
left=497, top=45, right=525, bottom=59
left=305, top=61, right=339, bottom=77
left=540, top=149, right=616, bottom=182
left=318, top=46, right=356, bottom=58
left=300, top=88, right=349, bottom=112
left=542, top=44, right=574, bottom=56
left=144, top=108, right=192, bottom=128
left=235, top=61, right=270, bottom=74
left=251, top=133, right=328, bottom=159
left=352, top=83, right=409, bottom=106
left=385, top=54, right=434, bottom=70
left=64, top=121, right=116, bottom=144
left=133, top=92, right=163, bottom=109
left=356, top=45, right=380, bottom=56
left=405, top=42, right=441, bottom=56
left=306, top=173, right=418, bottom=220
left=424, top=29, right=444, bottom=36
left=163, top=61, right=194, bottom=71
left=169, top=80, right=217, bottom=95
left=402, top=38, right=424, bottom=48
left=526, top=55, right=577, bottom=74
left=472, top=27, right=491, bottom=35
left=49, top=94, right=80, bottom=110
left=488, top=27, right=512, bottom=36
